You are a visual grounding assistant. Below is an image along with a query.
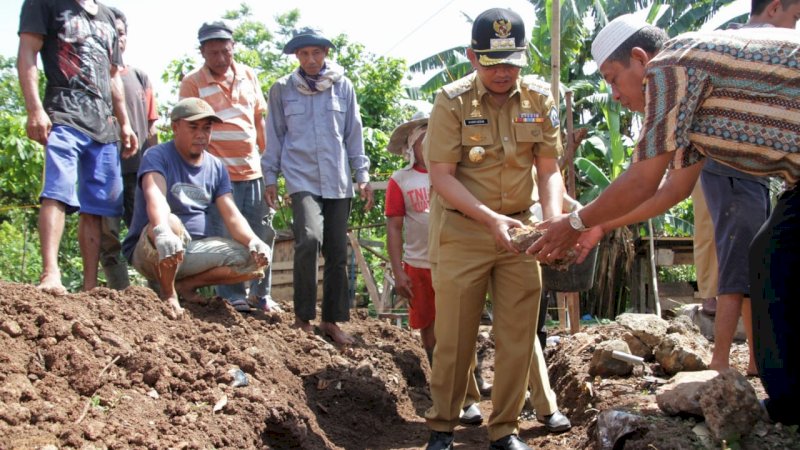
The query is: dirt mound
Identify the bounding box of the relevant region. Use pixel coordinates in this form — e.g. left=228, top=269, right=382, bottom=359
left=0, top=282, right=429, bottom=449
left=2, top=281, right=798, bottom=449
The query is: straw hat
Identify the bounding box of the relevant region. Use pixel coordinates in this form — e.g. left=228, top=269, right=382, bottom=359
left=387, top=111, right=430, bottom=155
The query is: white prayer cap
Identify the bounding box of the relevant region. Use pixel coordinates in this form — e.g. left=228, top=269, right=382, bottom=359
left=591, top=14, right=651, bottom=67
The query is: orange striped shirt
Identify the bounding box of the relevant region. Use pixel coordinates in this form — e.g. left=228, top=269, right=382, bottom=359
left=180, top=62, right=267, bottom=181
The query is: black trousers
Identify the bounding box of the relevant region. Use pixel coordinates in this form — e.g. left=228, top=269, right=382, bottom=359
left=750, top=187, right=800, bottom=425
left=291, top=192, right=351, bottom=323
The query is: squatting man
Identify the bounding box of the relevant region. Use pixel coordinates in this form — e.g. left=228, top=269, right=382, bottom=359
left=121, top=98, right=271, bottom=319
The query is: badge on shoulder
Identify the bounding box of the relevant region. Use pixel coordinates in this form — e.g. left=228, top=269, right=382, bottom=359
left=549, top=105, right=560, bottom=128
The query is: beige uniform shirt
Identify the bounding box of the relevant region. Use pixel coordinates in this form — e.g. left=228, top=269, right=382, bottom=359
left=425, top=72, right=562, bottom=262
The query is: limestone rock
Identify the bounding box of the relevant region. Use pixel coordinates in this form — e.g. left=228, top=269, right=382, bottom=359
left=589, top=340, right=633, bottom=378
left=656, top=370, right=719, bottom=416
left=620, top=331, right=652, bottom=360
left=654, top=333, right=711, bottom=375
left=507, top=225, right=574, bottom=269
left=699, top=369, right=763, bottom=442
left=667, top=315, right=700, bottom=335
left=615, top=313, right=668, bottom=349
left=508, top=225, right=543, bottom=252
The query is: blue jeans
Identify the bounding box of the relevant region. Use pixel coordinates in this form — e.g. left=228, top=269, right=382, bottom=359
left=290, top=192, right=351, bottom=323
left=750, top=187, right=800, bottom=425
left=207, top=178, right=275, bottom=301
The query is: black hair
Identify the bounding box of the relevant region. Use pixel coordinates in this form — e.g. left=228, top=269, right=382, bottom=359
left=752, top=0, right=800, bottom=15
left=108, top=6, right=127, bottom=32
left=605, top=26, right=669, bottom=66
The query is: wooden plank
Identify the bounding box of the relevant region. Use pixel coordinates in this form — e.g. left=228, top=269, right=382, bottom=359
left=271, top=259, right=325, bottom=271
left=370, top=180, right=388, bottom=191
left=556, top=292, right=567, bottom=331
left=347, top=231, right=382, bottom=311
left=566, top=292, right=581, bottom=334
left=271, top=269, right=323, bottom=286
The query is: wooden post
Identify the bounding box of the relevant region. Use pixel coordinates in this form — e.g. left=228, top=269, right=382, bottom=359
left=550, top=0, right=561, bottom=101
left=556, top=292, right=567, bottom=330
left=347, top=231, right=382, bottom=312
left=647, top=221, right=662, bottom=316
left=566, top=292, right=581, bottom=334
left=565, top=90, right=576, bottom=198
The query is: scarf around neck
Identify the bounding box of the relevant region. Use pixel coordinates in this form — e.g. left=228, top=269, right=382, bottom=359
left=292, top=61, right=344, bottom=95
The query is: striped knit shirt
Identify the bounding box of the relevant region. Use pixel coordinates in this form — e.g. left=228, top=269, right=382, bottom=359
left=634, top=27, right=800, bottom=185
left=179, top=62, right=267, bottom=182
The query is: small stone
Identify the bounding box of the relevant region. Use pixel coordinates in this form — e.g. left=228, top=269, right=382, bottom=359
left=1, top=320, right=22, bottom=337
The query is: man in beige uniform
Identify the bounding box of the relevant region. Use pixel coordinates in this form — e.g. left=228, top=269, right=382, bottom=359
left=424, top=8, right=570, bottom=450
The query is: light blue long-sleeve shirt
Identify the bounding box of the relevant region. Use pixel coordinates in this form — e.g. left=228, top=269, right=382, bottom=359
left=262, top=72, right=369, bottom=199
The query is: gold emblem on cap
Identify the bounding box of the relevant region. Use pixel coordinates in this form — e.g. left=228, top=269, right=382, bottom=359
left=470, top=99, right=482, bottom=118
left=521, top=100, right=531, bottom=109
left=493, top=19, right=512, bottom=38
left=469, top=146, right=486, bottom=163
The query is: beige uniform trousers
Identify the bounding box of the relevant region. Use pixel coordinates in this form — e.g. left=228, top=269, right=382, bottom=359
left=692, top=182, right=719, bottom=299
left=426, top=211, right=549, bottom=441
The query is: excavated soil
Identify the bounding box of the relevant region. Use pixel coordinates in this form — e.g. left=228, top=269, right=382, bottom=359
left=1, top=281, right=798, bottom=449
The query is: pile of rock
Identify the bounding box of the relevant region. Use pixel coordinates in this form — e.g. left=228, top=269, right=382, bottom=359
left=588, top=313, right=711, bottom=377
left=585, top=313, right=766, bottom=447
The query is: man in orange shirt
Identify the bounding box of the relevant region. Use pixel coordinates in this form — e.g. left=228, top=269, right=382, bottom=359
left=180, top=21, right=278, bottom=313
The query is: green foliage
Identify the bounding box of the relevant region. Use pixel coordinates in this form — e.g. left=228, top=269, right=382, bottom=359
left=0, top=111, right=44, bottom=208
left=0, top=56, right=29, bottom=116
left=0, top=209, right=42, bottom=284
left=658, top=265, right=696, bottom=283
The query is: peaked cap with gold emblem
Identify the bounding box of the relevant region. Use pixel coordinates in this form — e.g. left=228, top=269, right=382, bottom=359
left=470, top=8, right=528, bottom=68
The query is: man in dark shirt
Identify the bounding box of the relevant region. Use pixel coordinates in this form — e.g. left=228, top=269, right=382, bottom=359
left=17, top=0, right=138, bottom=295
left=99, top=6, right=159, bottom=290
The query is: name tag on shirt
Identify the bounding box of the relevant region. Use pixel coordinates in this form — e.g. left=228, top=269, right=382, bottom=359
left=465, top=118, right=489, bottom=126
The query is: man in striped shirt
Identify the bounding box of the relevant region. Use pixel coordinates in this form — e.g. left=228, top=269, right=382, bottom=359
left=531, top=16, right=800, bottom=425
left=180, top=21, right=278, bottom=313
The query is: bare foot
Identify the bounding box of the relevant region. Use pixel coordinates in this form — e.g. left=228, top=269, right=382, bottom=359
left=175, top=283, right=209, bottom=305
left=292, top=318, right=314, bottom=335
left=162, top=295, right=185, bottom=319
left=708, top=362, right=729, bottom=372
left=319, top=321, right=355, bottom=345
left=38, top=272, right=68, bottom=296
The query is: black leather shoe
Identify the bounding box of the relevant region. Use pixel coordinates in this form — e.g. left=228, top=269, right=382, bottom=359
left=489, top=434, right=531, bottom=450
left=426, top=431, right=454, bottom=450
left=539, top=410, right=572, bottom=433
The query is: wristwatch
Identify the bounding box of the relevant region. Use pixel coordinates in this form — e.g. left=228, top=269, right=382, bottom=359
left=568, top=210, right=587, bottom=231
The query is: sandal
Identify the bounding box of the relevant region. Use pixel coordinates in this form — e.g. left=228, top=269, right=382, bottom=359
left=227, top=298, right=252, bottom=313
left=248, top=295, right=283, bottom=312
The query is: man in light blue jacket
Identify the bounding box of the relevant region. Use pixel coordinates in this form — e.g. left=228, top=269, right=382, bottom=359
left=263, top=28, right=373, bottom=345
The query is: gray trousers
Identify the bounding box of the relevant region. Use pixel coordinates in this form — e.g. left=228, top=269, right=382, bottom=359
left=208, top=178, right=275, bottom=301
left=291, top=192, right=351, bottom=323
